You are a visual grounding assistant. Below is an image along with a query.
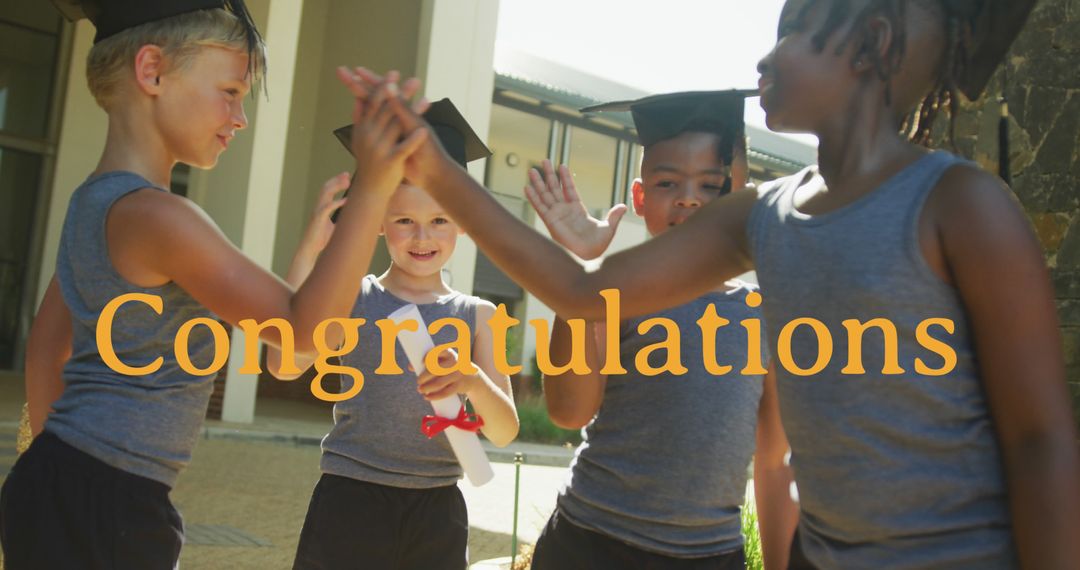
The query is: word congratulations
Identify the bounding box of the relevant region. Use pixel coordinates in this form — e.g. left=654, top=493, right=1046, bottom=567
left=97, top=290, right=957, bottom=402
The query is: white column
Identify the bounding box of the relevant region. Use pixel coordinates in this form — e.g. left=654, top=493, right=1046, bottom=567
left=220, top=0, right=304, bottom=423
left=415, top=0, right=500, bottom=295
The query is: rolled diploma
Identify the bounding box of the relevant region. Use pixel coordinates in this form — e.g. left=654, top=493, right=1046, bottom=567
left=387, top=303, right=495, bottom=486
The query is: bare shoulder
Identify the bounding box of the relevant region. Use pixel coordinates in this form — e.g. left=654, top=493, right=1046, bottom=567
left=926, top=162, right=1044, bottom=280
left=108, top=188, right=231, bottom=286
left=110, top=187, right=230, bottom=255
left=928, top=163, right=1025, bottom=230
left=110, top=188, right=216, bottom=233
left=473, top=299, right=498, bottom=331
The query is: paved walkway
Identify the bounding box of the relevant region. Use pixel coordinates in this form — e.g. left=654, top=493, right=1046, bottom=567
left=0, top=374, right=571, bottom=568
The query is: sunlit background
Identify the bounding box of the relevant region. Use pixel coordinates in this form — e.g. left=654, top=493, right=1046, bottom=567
left=495, top=0, right=819, bottom=149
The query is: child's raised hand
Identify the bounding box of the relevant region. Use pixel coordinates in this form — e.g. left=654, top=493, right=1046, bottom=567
left=415, top=349, right=482, bottom=401
left=343, top=77, right=429, bottom=194
left=524, top=159, right=627, bottom=260
left=337, top=67, right=430, bottom=118
left=299, top=172, right=350, bottom=255
left=338, top=67, right=459, bottom=188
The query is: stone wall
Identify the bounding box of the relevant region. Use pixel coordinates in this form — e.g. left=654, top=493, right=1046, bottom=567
left=946, top=0, right=1080, bottom=429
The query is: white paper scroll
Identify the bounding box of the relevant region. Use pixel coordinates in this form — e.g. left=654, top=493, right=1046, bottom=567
left=387, top=303, right=495, bottom=486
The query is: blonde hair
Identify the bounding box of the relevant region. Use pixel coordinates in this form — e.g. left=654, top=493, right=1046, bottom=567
left=86, top=8, right=267, bottom=110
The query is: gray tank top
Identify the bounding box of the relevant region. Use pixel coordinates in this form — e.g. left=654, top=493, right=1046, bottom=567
left=46, top=171, right=218, bottom=488
left=747, top=151, right=1017, bottom=568
left=557, top=283, right=765, bottom=557
left=320, top=275, right=481, bottom=488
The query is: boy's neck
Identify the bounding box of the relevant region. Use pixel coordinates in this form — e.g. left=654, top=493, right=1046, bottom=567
left=95, top=109, right=175, bottom=189
left=378, top=265, right=455, bottom=304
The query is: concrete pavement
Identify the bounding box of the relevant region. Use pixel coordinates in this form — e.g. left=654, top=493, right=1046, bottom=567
left=0, top=374, right=571, bottom=569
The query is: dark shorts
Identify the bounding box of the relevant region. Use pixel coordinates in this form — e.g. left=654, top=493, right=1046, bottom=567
left=0, top=431, right=183, bottom=570
left=530, top=508, right=746, bottom=570
left=787, top=528, right=818, bottom=570
left=293, top=473, right=469, bottom=570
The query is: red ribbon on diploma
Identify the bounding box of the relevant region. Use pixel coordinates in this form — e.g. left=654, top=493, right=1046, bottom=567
left=421, top=406, right=485, bottom=439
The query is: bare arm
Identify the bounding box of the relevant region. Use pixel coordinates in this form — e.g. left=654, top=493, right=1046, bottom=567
left=521, top=163, right=612, bottom=428
left=263, top=241, right=322, bottom=379
left=416, top=302, right=519, bottom=447
left=24, top=275, right=72, bottom=437
left=934, top=166, right=1080, bottom=568
left=543, top=318, right=607, bottom=429
left=466, top=302, right=519, bottom=447
left=420, top=159, right=754, bottom=320
left=266, top=173, right=351, bottom=378
left=350, top=82, right=755, bottom=319
left=337, top=68, right=753, bottom=319
left=109, top=78, right=426, bottom=355
left=753, top=364, right=799, bottom=570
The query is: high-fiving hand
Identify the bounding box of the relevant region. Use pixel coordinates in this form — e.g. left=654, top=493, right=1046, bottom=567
left=335, top=67, right=456, bottom=187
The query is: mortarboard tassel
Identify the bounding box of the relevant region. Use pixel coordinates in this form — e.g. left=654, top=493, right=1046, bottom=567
left=223, top=0, right=266, bottom=92
left=998, top=64, right=1010, bottom=186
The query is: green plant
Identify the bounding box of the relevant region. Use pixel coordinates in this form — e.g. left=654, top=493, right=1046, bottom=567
left=515, top=395, right=582, bottom=446
left=742, top=499, right=764, bottom=570
left=504, top=320, right=524, bottom=369
left=527, top=353, right=542, bottom=396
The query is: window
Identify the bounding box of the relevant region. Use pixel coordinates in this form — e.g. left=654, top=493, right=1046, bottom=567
left=0, top=1, right=64, bottom=369
left=565, top=126, right=619, bottom=217
left=486, top=104, right=554, bottom=198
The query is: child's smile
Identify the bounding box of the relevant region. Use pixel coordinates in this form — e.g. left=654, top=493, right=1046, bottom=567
left=408, top=248, right=439, bottom=262
left=382, top=184, right=462, bottom=279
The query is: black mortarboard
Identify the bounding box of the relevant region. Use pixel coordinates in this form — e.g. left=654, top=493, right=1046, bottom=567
left=49, top=0, right=263, bottom=48
left=333, top=98, right=492, bottom=168
left=941, top=0, right=1038, bottom=100
left=581, top=90, right=756, bottom=190
left=330, top=98, right=491, bottom=223
left=581, top=89, right=755, bottom=149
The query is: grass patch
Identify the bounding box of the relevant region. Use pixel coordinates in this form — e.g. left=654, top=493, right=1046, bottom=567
left=742, top=494, right=764, bottom=570
left=515, top=395, right=583, bottom=446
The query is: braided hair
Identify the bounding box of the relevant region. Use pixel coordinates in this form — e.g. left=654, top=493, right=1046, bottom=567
left=792, top=0, right=975, bottom=146
left=904, top=2, right=971, bottom=146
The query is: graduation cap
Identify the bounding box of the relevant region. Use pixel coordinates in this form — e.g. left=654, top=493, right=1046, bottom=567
left=582, top=90, right=756, bottom=190
left=937, top=0, right=1037, bottom=185
left=582, top=89, right=755, bottom=150
left=333, top=98, right=491, bottom=168
left=49, top=0, right=262, bottom=48
left=941, top=0, right=1038, bottom=101
left=330, top=98, right=491, bottom=222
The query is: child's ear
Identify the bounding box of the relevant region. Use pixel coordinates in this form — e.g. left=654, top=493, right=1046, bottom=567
left=630, top=179, right=645, bottom=216
left=852, top=15, right=895, bottom=75
left=134, top=45, right=166, bottom=96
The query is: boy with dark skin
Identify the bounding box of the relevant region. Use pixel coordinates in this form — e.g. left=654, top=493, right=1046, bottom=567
left=523, top=92, right=796, bottom=569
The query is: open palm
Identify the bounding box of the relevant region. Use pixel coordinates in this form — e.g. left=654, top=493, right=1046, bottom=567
left=524, top=159, right=627, bottom=260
